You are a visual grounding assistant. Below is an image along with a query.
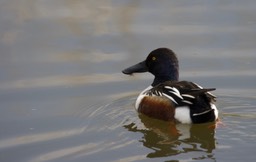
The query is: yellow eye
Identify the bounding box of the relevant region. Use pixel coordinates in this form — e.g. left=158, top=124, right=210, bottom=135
left=152, top=57, right=156, bottom=61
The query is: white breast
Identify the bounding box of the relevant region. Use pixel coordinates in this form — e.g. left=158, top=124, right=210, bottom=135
left=135, top=86, right=153, bottom=111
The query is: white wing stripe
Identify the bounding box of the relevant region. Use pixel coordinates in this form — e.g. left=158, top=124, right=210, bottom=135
left=182, top=100, right=193, bottom=105
left=181, top=94, right=195, bottom=99
left=192, top=109, right=212, bottom=116
left=207, top=92, right=216, bottom=98
left=164, top=86, right=175, bottom=90
left=162, top=93, right=178, bottom=104
left=170, top=90, right=183, bottom=99
left=193, top=83, right=203, bottom=89
left=164, top=86, right=183, bottom=99
left=169, top=91, right=183, bottom=99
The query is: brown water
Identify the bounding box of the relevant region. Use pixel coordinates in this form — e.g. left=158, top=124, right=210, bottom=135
left=1, top=0, right=256, bottom=162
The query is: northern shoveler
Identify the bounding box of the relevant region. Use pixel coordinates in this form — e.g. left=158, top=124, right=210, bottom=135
left=122, top=48, right=218, bottom=124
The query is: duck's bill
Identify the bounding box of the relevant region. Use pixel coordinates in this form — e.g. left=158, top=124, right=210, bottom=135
left=122, top=60, right=148, bottom=75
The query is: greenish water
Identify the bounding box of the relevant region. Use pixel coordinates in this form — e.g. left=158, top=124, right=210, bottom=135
left=0, top=0, right=256, bottom=162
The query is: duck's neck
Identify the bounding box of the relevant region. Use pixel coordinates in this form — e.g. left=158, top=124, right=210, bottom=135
left=152, top=75, right=178, bottom=86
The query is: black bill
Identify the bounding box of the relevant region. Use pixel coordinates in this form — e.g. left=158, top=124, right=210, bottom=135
left=122, top=60, right=148, bottom=75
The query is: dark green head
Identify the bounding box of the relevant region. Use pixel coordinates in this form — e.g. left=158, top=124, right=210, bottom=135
left=122, top=48, right=179, bottom=86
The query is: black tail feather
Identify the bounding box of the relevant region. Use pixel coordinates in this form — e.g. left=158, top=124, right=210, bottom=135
left=185, top=88, right=216, bottom=95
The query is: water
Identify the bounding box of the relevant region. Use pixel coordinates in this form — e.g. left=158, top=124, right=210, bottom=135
left=1, top=0, right=256, bottom=162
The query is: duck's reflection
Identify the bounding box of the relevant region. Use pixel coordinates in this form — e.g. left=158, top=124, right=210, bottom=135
left=124, top=114, right=217, bottom=160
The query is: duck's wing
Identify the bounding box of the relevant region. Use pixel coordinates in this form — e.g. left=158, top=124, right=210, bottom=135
left=144, top=81, right=216, bottom=106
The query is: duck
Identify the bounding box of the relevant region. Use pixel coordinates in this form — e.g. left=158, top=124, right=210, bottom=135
left=122, top=48, right=218, bottom=124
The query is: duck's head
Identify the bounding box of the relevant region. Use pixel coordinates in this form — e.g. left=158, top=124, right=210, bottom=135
left=122, top=48, right=179, bottom=86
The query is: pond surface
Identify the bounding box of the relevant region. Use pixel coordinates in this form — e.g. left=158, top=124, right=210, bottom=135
left=1, top=0, right=256, bottom=162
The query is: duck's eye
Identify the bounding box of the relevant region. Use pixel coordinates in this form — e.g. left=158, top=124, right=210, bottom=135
left=152, top=57, right=156, bottom=61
